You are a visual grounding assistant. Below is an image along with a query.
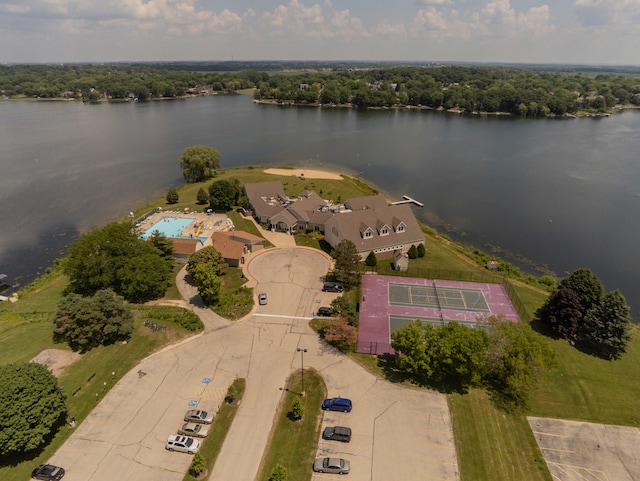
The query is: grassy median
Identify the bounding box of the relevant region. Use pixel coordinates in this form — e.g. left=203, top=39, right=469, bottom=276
left=257, top=369, right=327, bottom=481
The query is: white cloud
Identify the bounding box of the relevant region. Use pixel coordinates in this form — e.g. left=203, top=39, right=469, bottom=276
left=574, top=0, right=640, bottom=26
left=410, top=0, right=553, bottom=41
left=416, top=0, right=452, bottom=5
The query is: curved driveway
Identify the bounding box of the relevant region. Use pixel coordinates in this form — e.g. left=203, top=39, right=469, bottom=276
left=49, top=247, right=459, bottom=481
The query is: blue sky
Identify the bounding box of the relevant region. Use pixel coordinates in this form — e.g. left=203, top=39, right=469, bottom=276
left=1, top=0, right=638, bottom=65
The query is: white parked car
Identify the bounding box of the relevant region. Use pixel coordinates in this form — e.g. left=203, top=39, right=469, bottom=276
left=165, top=434, right=200, bottom=454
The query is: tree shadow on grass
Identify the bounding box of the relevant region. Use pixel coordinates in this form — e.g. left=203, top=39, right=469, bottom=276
left=376, top=355, right=474, bottom=395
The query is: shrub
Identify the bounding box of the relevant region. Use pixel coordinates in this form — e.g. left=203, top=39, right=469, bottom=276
left=417, top=243, right=426, bottom=258
left=196, top=187, right=210, bottom=204
left=365, top=251, right=377, bottom=267
left=189, top=452, right=205, bottom=477
left=408, top=244, right=418, bottom=259
left=268, top=464, right=288, bottom=481
left=166, top=188, right=179, bottom=204
left=291, top=396, right=304, bottom=420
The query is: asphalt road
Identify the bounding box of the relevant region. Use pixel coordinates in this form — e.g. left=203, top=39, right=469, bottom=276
left=48, top=247, right=460, bottom=481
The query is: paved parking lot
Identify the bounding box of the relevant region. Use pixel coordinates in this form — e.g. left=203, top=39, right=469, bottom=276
left=49, top=247, right=459, bottom=481
left=529, top=417, right=640, bottom=481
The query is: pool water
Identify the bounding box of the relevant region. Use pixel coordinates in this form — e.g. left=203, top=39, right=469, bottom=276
left=141, top=216, right=195, bottom=240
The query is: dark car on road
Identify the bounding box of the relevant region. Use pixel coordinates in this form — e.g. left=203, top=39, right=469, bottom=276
left=322, top=397, right=352, bottom=412
left=31, top=464, right=65, bottom=481
left=317, top=306, right=333, bottom=316
left=322, top=425, right=352, bottom=442
left=322, top=282, right=343, bottom=292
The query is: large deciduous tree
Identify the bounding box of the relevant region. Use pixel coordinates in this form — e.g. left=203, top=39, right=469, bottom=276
left=186, top=246, right=227, bottom=305
left=580, top=290, right=632, bottom=360
left=391, top=321, right=489, bottom=389
left=323, top=316, right=358, bottom=350
left=331, top=240, right=361, bottom=287
left=0, top=363, right=66, bottom=456
left=179, top=145, right=221, bottom=183
left=53, top=289, right=134, bottom=352
left=559, top=268, right=604, bottom=312
left=485, top=316, right=556, bottom=411
left=208, top=179, right=240, bottom=211
left=64, top=222, right=172, bottom=302
left=186, top=246, right=227, bottom=277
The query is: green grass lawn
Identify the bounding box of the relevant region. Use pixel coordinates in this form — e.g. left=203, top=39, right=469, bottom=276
left=531, top=326, right=640, bottom=426
left=257, top=370, right=326, bottom=481
left=450, top=389, right=552, bottom=481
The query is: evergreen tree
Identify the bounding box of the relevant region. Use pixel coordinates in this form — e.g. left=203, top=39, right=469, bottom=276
left=417, top=243, right=426, bottom=258
left=537, top=287, right=583, bottom=340
left=365, top=251, right=377, bottom=267
left=196, top=187, right=210, bottom=205
left=166, top=188, right=179, bottom=204
left=580, top=290, right=632, bottom=360
left=331, top=240, right=362, bottom=287
left=408, top=244, right=418, bottom=259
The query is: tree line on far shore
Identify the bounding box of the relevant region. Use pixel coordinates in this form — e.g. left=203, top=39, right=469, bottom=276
left=2, top=63, right=640, bottom=115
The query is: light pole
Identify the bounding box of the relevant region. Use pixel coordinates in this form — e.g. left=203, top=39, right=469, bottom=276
left=297, top=348, right=307, bottom=396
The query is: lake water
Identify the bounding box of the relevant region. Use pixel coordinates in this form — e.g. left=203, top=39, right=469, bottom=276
left=1, top=96, right=638, bottom=317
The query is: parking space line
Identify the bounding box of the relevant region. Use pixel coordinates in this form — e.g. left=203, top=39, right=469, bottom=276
left=548, top=462, right=609, bottom=481
left=532, top=430, right=568, bottom=438
left=540, top=447, right=575, bottom=453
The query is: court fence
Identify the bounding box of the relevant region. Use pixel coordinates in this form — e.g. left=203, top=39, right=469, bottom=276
left=365, top=265, right=532, bottom=323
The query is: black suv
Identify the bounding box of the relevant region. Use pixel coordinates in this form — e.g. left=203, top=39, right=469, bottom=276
left=322, top=425, right=352, bottom=442
left=317, top=307, right=333, bottom=316
left=322, top=282, right=343, bottom=292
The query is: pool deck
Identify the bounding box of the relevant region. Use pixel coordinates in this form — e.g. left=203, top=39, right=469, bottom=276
left=136, top=210, right=231, bottom=245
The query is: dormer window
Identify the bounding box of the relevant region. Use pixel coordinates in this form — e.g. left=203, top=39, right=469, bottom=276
left=395, top=222, right=406, bottom=233
left=380, top=226, right=389, bottom=236
left=362, top=227, right=374, bottom=239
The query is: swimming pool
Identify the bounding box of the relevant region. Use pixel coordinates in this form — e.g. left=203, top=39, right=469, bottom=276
left=141, top=216, right=195, bottom=240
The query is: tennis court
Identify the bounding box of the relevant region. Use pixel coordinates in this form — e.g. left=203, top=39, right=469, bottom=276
left=388, top=282, right=490, bottom=311
left=358, top=275, right=522, bottom=355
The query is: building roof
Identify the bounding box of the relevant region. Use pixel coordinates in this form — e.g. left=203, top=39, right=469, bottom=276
left=243, top=181, right=290, bottom=220
left=210, top=232, right=245, bottom=261
left=228, top=231, right=264, bottom=245
left=171, top=238, right=200, bottom=256
left=327, top=200, right=424, bottom=253
left=288, top=191, right=329, bottom=223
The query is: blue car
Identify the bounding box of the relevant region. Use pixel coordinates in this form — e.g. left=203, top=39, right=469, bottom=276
left=322, top=397, right=352, bottom=412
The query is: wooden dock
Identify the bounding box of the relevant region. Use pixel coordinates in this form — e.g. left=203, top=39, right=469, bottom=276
left=391, top=195, right=424, bottom=207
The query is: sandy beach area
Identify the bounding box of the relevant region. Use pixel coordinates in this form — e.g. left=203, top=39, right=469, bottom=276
left=263, top=168, right=343, bottom=180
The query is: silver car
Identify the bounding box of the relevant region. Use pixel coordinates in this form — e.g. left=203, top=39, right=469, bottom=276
left=178, top=422, right=210, bottom=438
left=313, top=457, right=350, bottom=474
left=184, top=409, right=214, bottom=424
left=258, top=292, right=267, bottom=305
left=165, top=434, right=200, bottom=454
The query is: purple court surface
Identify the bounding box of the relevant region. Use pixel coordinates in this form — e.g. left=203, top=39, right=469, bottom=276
left=357, top=274, right=521, bottom=355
